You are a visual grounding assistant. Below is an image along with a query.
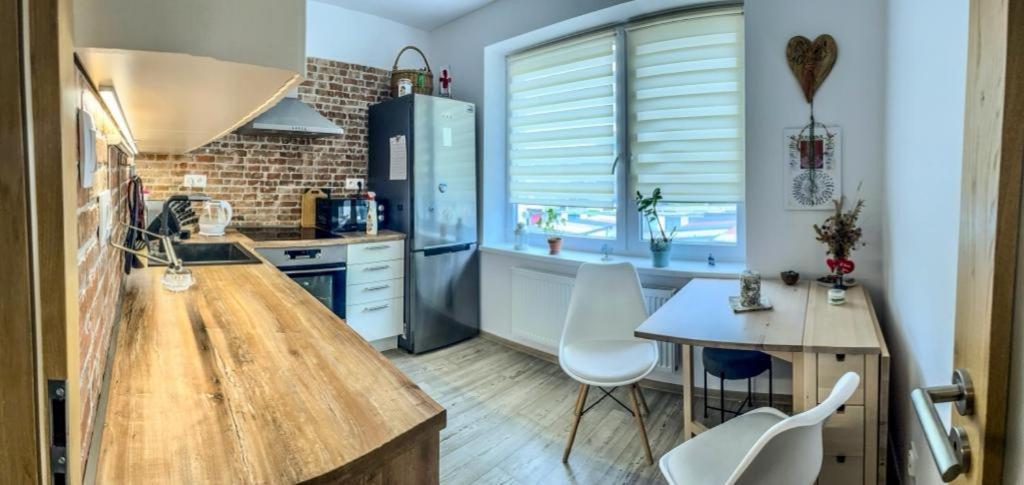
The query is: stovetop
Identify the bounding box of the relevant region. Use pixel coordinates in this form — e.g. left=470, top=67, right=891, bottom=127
left=236, top=227, right=343, bottom=242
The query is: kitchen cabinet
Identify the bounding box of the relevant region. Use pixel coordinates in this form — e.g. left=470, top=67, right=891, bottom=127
left=346, top=240, right=405, bottom=345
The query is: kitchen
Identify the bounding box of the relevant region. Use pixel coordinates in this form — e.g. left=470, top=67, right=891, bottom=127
left=4, top=0, right=1024, bottom=485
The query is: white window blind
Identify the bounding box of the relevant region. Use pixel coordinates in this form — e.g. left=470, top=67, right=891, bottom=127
left=507, top=30, right=618, bottom=209
left=628, top=9, right=744, bottom=203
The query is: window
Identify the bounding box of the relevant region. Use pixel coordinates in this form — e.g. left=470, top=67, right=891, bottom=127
left=505, top=8, right=744, bottom=258
left=628, top=10, right=744, bottom=247
left=507, top=31, right=618, bottom=239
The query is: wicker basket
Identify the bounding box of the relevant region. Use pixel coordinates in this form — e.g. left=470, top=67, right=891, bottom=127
left=390, top=46, right=433, bottom=97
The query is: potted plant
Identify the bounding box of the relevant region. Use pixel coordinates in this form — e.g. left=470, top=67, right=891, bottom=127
left=636, top=188, right=677, bottom=268
left=538, top=208, right=566, bottom=255
left=813, top=198, right=866, bottom=288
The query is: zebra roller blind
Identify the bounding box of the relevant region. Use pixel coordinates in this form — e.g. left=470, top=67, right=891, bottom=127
left=628, top=8, right=745, bottom=203
left=507, top=30, right=618, bottom=209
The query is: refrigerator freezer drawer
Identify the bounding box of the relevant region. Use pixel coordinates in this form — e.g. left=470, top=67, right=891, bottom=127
left=347, top=278, right=404, bottom=305
left=348, top=260, right=404, bottom=285
left=346, top=297, right=403, bottom=341
left=348, top=240, right=404, bottom=265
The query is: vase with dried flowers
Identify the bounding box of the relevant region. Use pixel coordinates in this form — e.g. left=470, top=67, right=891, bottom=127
left=813, top=198, right=866, bottom=289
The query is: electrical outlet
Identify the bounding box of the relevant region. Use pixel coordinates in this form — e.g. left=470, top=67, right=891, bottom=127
left=907, top=442, right=919, bottom=478
left=183, top=174, right=207, bottom=188
left=345, top=178, right=364, bottom=190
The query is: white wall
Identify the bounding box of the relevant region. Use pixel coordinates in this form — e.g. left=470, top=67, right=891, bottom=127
left=306, top=0, right=432, bottom=70
left=744, top=0, right=885, bottom=295
left=882, top=0, right=967, bottom=483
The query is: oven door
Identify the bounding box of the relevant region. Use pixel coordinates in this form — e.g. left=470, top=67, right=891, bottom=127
left=282, top=263, right=347, bottom=318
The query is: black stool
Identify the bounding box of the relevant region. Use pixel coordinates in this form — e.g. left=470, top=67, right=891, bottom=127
left=702, top=348, right=773, bottom=423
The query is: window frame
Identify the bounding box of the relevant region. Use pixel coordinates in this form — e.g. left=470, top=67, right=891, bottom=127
left=505, top=13, right=746, bottom=262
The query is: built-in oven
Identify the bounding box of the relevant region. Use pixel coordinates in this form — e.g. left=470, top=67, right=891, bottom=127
left=255, top=245, right=346, bottom=318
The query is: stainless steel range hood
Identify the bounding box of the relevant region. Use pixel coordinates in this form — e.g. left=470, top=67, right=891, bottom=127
left=235, top=97, right=343, bottom=137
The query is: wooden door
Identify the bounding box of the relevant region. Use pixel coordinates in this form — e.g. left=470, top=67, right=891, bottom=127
left=0, top=0, right=81, bottom=483
left=942, top=0, right=1024, bottom=483
left=0, top=0, right=42, bottom=481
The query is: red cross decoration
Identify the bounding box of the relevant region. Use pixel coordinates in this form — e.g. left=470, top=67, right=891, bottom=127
left=439, top=67, right=452, bottom=98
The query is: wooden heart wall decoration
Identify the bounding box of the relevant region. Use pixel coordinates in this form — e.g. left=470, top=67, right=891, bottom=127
left=786, top=34, right=838, bottom=103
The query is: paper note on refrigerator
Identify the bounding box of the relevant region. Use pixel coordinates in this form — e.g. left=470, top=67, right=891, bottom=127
left=389, top=135, right=408, bottom=180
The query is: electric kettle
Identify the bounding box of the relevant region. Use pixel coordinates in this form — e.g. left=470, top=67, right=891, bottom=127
left=198, top=200, right=233, bottom=236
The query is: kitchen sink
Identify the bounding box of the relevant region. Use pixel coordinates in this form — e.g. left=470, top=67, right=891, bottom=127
left=151, top=242, right=262, bottom=266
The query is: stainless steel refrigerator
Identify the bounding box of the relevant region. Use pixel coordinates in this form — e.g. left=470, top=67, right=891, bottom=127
left=368, top=95, right=479, bottom=354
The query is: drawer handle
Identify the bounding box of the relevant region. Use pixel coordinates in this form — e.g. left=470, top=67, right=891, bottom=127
left=363, top=304, right=390, bottom=312
left=364, top=265, right=390, bottom=271
left=836, top=456, right=846, bottom=464
left=365, top=245, right=391, bottom=250
left=363, top=284, right=391, bottom=292
left=835, top=353, right=846, bottom=362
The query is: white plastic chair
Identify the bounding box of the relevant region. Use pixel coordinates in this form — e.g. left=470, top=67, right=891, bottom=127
left=660, top=372, right=861, bottom=485
left=559, top=262, right=659, bottom=465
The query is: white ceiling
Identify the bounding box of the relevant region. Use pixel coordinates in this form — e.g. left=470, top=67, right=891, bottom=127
left=316, top=0, right=497, bottom=31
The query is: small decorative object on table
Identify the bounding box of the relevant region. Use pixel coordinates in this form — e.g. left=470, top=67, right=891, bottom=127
left=780, top=270, right=800, bottom=285
left=636, top=188, right=677, bottom=268
left=813, top=197, right=866, bottom=290
left=730, top=270, right=773, bottom=312
left=534, top=208, right=566, bottom=255
left=707, top=252, right=716, bottom=267
left=828, top=288, right=846, bottom=305
left=600, top=243, right=613, bottom=261
left=513, top=222, right=526, bottom=250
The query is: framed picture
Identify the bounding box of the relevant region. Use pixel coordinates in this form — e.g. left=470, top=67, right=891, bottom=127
left=784, top=123, right=841, bottom=210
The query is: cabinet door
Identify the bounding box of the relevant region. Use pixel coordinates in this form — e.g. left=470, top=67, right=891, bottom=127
left=346, top=298, right=403, bottom=341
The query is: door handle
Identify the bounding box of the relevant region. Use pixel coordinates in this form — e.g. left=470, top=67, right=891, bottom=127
left=911, top=368, right=974, bottom=482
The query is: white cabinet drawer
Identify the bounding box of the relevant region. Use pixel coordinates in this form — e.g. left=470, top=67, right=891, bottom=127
left=348, top=240, right=404, bottom=265
left=348, top=260, right=404, bottom=284
left=347, top=278, right=404, bottom=305
left=346, top=297, right=403, bottom=341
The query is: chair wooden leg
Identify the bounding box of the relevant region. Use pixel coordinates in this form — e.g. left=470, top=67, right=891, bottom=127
left=563, top=384, right=589, bottom=463
left=637, top=385, right=650, bottom=415
left=629, top=384, right=654, bottom=465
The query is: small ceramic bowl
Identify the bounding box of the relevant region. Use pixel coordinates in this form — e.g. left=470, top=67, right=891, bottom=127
left=780, top=270, right=800, bottom=286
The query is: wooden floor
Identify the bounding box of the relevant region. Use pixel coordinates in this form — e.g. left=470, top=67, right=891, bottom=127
left=385, top=337, right=787, bottom=485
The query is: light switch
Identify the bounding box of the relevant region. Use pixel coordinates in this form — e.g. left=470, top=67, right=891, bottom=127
left=345, top=178, right=364, bottom=190
left=97, top=190, right=112, bottom=245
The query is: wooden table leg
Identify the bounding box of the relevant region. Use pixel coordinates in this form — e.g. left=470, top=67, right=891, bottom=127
left=681, top=344, right=693, bottom=441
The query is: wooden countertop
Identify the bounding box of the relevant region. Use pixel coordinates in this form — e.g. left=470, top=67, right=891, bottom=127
left=635, top=278, right=883, bottom=354
left=95, top=230, right=445, bottom=483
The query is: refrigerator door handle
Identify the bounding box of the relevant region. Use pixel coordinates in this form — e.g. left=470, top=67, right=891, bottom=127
left=422, top=243, right=472, bottom=256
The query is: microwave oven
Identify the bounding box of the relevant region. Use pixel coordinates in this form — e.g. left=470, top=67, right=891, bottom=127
left=315, top=197, right=385, bottom=233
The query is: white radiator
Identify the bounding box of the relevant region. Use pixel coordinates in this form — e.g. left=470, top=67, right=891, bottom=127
left=509, top=267, right=681, bottom=373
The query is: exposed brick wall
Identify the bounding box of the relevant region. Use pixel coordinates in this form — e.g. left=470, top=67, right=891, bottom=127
left=135, top=57, right=391, bottom=226
left=75, top=69, right=133, bottom=468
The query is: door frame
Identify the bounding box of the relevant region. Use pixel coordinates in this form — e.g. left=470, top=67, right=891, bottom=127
left=0, top=0, right=42, bottom=480
left=951, top=0, right=1024, bottom=483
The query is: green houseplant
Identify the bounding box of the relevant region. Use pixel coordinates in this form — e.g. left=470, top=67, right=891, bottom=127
left=536, top=208, right=566, bottom=255
left=636, top=188, right=676, bottom=268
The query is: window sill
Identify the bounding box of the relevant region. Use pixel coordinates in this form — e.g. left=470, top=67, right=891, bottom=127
left=480, top=242, right=746, bottom=279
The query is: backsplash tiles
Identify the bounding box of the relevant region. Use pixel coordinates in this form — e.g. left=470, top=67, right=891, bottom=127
left=135, top=57, right=391, bottom=226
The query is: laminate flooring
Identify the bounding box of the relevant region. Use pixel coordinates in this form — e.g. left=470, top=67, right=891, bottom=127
left=385, top=337, right=789, bottom=485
